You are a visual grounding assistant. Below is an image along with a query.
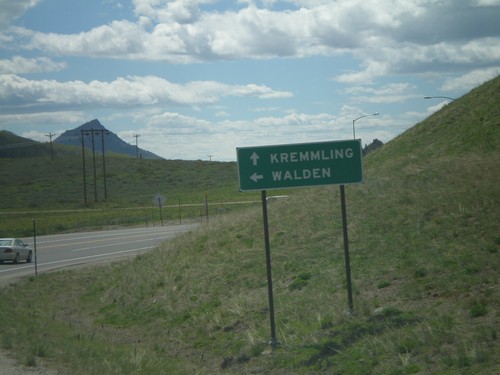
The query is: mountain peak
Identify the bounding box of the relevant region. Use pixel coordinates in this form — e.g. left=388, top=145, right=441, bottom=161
left=79, top=119, right=104, bottom=130
left=54, top=120, right=163, bottom=159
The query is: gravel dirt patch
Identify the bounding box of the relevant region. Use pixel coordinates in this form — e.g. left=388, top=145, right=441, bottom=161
left=0, top=351, right=59, bottom=375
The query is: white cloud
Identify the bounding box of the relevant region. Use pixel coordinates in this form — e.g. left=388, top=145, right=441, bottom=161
left=215, top=111, right=229, bottom=117
left=425, top=102, right=449, bottom=113
left=122, top=105, right=408, bottom=160
left=0, top=74, right=292, bottom=108
left=441, top=68, right=500, bottom=91
left=0, top=56, right=67, bottom=74
left=0, top=0, right=40, bottom=29
left=133, top=0, right=202, bottom=24
left=344, top=83, right=416, bottom=104
left=23, top=21, right=152, bottom=59
left=20, top=130, right=47, bottom=142
left=474, top=0, right=500, bottom=6
left=4, top=0, right=499, bottom=81
left=335, top=61, right=388, bottom=84
left=0, top=111, right=86, bottom=127
left=125, top=108, right=351, bottom=160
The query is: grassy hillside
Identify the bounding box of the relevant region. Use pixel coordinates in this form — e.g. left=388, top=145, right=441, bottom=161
left=0, top=141, right=260, bottom=236
left=0, top=131, right=51, bottom=158
left=0, top=76, right=499, bottom=374
left=0, top=141, right=243, bottom=209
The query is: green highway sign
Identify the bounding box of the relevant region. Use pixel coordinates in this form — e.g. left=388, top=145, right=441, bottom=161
left=237, top=140, right=363, bottom=191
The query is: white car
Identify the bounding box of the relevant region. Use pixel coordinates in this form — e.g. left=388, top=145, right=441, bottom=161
left=0, top=238, right=33, bottom=263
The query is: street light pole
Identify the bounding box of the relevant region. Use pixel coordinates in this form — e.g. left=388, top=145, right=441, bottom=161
left=340, top=112, right=379, bottom=315
left=352, top=112, right=379, bottom=140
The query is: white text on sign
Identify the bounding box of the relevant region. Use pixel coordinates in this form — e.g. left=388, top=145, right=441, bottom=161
left=270, top=148, right=354, bottom=164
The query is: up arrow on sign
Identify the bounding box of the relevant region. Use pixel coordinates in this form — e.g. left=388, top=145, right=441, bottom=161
left=250, top=152, right=260, bottom=166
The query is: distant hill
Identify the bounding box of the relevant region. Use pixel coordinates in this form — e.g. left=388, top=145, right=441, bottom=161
left=0, top=130, right=51, bottom=158
left=54, top=119, right=163, bottom=160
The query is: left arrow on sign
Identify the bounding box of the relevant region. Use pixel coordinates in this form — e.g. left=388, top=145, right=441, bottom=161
left=250, top=172, right=263, bottom=182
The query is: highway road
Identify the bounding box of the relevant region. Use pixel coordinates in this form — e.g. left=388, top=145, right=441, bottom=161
left=0, top=223, right=198, bottom=286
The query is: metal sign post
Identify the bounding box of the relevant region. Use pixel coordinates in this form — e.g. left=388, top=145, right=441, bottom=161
left=204, top=193, right=209, bottom=223
left=153, top=194, right=165, bottom=226
left=339, top=185, right=354, bottom=314
left=158, top=198, right=164, bottom=226
left=261, top=190, right=277, bottom=346
left=32, top=219, right=38, bottom=276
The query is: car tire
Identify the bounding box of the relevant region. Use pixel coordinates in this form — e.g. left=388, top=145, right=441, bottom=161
left=14, top=253, right=20, bottom=264
left=26, top=251, right=33, bottom=263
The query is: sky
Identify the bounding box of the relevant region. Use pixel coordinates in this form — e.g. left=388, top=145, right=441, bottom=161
left=1, top=0, right=499, bottom=161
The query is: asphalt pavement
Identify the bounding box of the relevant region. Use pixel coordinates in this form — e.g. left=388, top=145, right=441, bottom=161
left=0, top=223, right=198, bottom=286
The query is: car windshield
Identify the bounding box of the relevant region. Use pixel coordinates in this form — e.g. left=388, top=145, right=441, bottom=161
left=0, top=239, right=13, bottom=246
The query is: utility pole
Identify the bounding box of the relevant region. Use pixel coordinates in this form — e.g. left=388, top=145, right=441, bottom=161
left=133, top=134, right=140, bottom=158
left=81, top=128, right=110, bottom=203
left=90, top=129, right=97, bottom=203
left=45, top=132, right=56, bottom=161
left=208, top=154, right=213, bottom=162
left=80, top=129, right=88, bottom=206
left=100, top=130, right=110, bottom=199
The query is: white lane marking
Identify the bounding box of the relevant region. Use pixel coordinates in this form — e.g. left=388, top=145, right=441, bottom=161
left=0, top=247, right=155, bottom=274
left=31, top=226, right=194, bottom=245
left=70, top=236, right=173, bottom=252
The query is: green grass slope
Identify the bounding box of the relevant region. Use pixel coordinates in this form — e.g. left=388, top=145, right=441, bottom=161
left=0, top=77, right=499, bottom=374
left=0, top=144, right=240, bottom=210
left=0, top=143, right=252, bottom=236
left=0, top=131, right=51, bottom=158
